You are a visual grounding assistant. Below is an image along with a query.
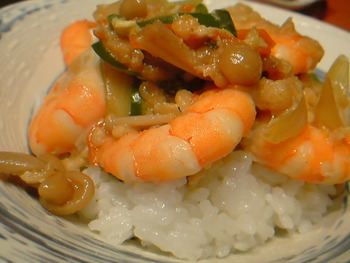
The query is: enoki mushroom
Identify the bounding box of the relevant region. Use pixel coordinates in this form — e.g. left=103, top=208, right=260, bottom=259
left=0, top=152, right=95, bottom=215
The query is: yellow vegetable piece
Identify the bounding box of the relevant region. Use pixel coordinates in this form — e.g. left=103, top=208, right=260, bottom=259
left=314, top=55, right=350, bottom=129
left=264, top=92, right=308, bottom=144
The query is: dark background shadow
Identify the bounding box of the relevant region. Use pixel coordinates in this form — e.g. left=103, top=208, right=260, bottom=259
left=1, top=0, right=25, bottom=8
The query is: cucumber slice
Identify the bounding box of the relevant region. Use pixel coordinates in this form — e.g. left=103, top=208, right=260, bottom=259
left=102, top=63, right=143, bottom=117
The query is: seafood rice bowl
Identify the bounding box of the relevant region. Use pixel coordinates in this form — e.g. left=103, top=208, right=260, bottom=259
left=1, top=0, right=350, bottom=262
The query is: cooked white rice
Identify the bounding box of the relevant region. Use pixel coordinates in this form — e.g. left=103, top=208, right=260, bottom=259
left=78, top=151, right=336, bottom=260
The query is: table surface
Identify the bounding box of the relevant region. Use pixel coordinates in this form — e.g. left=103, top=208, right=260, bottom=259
left=323, top=0, right=350, bottom=31
left=0, top=0, right=349, bottom=31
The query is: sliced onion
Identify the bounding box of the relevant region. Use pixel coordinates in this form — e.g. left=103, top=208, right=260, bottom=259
left=264, top=92, right=308, bottom=144
left=134, top=21, right=202, bottom=78
left=314, top=55, right=350, bottom=129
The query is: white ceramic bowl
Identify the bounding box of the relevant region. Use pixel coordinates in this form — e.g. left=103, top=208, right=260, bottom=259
left=1, top=0, right=350, bottom=262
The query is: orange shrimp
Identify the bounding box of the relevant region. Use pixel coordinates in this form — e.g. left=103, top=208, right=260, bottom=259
left=29, top=49, right=105, bottom=156
left=268, top=19, right=324, bottom=75
left=29, top=21, right=105, bottom=156
left=242, top=123, right=350, bottom=185
left=242, top=53, right=350, bottom=185
left=90, top=88, right=256, bottom=183
left=228, top=4, right=324, bottom=75
left=60, top=20, right=98, bottom=65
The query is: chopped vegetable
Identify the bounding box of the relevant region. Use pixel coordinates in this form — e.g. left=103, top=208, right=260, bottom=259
left=102, top=63, right=133, bottom=117
left=192, top=3, right=208, bottom=13
left=136, top=9, right=236, bottom=36
left=314, top=55, right=350, bottom=129
left=133, top=20, right=202, bottom=78
left=102, top=62, right=142, bottom=117
left=94, top=1, right=237, bottom=86
left=92, top=41, right=140, bottom=76
left=264, top=93, right=308, bottom=144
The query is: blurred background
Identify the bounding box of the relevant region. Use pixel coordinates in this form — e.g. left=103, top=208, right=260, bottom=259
left=0, top=0, right=349, bottom=31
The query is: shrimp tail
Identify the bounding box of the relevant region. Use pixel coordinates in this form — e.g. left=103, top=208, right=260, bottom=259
left=60, top=20, right=98, bottom=66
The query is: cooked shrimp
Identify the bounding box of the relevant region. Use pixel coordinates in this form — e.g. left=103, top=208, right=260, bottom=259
left=242, top=123, right=350, bottom=185
left=29, top=49, right=105, bottom=156
left=90, top=88, right=256, bottom=183
left=29, top=18, right=105, bottom=156
left=60, top=20, right=97, bottom=65
left=228, top=4, right=324, bottom=75
left=242, top=54, right=350, bottom=185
